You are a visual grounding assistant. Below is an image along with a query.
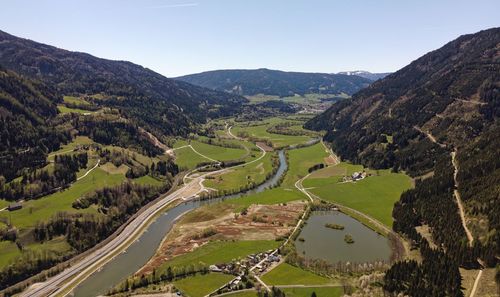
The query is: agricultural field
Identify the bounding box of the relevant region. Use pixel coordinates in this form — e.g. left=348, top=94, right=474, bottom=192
left=281, top=287, right=344, bottom=297
left=282, top=142, right=329, bottom=188
left=261, top=263, right=333, bottom=286
left=303, top=166, right=413, bottom=226
left=173, top=273, right=234, bottom=297
left=221, top=290, right=258, bottom=297
left=173, top=139, right=249, bottom=170
left=230, top=120, right=313, bottom=148
left=160, top=240, right=279, bottom=272
left=172, top=145, right=210, bottom=170
left=204, top=152, right=274, bottom=191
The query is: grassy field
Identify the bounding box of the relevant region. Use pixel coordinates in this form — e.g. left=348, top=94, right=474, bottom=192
left=222, top=290, right=258, bottom=297
left=0, top=241, right=21, bottom=268
left=48, top=136, right=94, bottom=160
left=204, top=152, right=273, bottom=191
left=160, top=240, right=279, bottom=272
left=173, top=145, right=212, bottom=170
left=0, top=199, right=9, bottom=209
left=281, top=287, right=344, bottom=297
left=132, top=175, right=165, bottom=186
left=231, top=123, right=311, bottom=148
left=57, top=105, right=92, bottom=114
left=303, top=167, right=412, bottom=226
left=173, top=139, right=249, bottom=170
left=261, top=263, right=332, bottom=286
left=174, top=273, right=234, bottom=297
left=222, top=188, right=306, bottom=211
left=0, top=168, right=125, bottom=229
left=63, top=95, right=91, bottom=105
left=282, top=143, right=329, bottom=188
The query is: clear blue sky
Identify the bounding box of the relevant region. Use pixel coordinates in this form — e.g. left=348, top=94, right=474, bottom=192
left=1, top=0, right=499, bottom=77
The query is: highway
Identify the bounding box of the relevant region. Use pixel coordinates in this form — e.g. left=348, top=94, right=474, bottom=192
left=21, top=175, right=203, bottom=297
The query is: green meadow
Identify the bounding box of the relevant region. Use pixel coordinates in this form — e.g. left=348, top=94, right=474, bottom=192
left=0, top=168, right=126, bottom=229
left=282, top=142, right=329, bottom=188
left=231, top=123, right=311, bottom=148
left=57, top=105, right=89, bottom=114
left=174, top=273, right=234, bottom=297
left=160, top=240, right=279, bottom=272
left=304, top=166, right=412, bottom=226
left=261, top=263, right=333, bottom=286
left=281, top=287, right=344, bottom=297
left=204, top=152, right=273, bottom=191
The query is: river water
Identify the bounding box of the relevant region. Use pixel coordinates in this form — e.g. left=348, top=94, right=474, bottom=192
left=295, top=211, right=391, bottom=264
left=71, top=151, right=287, bottom=297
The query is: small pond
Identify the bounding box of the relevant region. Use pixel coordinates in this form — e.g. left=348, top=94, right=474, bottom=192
left=295, top=211, right=391, bottom=264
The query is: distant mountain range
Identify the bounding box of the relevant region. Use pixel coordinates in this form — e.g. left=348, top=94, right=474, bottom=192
left=175, top=68, right=371, bottom=97
left=337, top=70, right=391, bottom=81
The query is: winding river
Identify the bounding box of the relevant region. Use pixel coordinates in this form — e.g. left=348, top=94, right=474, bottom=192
left=71, top=151, right=287, bottom=297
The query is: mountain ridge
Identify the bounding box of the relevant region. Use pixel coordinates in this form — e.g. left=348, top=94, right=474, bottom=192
left=306, top=27, right=499, bottom=295
left=175, top=68, right=371, bottom=97
left=0, top=30, right=247, bottom=137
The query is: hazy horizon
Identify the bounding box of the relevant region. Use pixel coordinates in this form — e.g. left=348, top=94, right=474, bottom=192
left=1, top=0, right=499, bottom=77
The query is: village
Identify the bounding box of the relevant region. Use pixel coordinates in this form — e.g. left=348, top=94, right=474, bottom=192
left=208, top=249, right=282, bottom=295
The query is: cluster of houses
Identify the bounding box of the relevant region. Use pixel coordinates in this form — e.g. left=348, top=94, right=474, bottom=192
left=209, top=250, right=281, bottom=276
left=208, top=250, right=282, bottom=293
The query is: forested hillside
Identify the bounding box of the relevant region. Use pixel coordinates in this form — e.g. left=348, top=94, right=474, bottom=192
left=306, top=28, right=499, bottom=295
left=0, top=30, right=247, bottom=137
left=176, top=68, right=371, bottom=97
left=0, top=67, right=70, bottom=181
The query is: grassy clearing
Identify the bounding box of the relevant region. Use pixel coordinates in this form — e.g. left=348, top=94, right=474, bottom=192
left=222, top=188, right=306, bottom=211
left=48, top=136, right=94, bottom=160
left=160, top=240, right=279, bottom=272
left=27, top=236, right=73, bottom=253
left=281, top=287, right=344, bottom=297
left=222, top=290, right=258, bottom=297
left=231, top=124, right=311, bottom=148
left=190, top=140, right=248, bottom=161
left=0, top=199, right=9, bottom=209
left=0, top=241, right=21, bottom=267
left=261, top=263, right=332, bottom=286
left=283, top=143, right=329, bottom=188
left=309, top=162, right=363, bottom=179
left=63, top=95, right=91, bottom=105
left=0, top=168, right=125, bottom=229
left=173, top=146, right=210, bottom=170
left=204, top=153, right=273, bottom=191
left=132, top=175, right=164, bottom=186
left=173, top=273, right=234, bottom=297
left=57, top=105, right=91, bottom=114
left=304, top=168, right=412, bottom=226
